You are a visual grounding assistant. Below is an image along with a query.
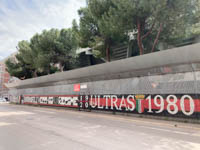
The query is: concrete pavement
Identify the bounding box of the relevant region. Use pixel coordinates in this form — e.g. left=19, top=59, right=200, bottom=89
left=0, top=104, right=200, bottom=150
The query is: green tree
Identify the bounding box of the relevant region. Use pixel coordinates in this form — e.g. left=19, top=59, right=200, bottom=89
left=29, top=29, right=77, bottom=74
left=5, top=40, right=39, bottom=79
left=106, top=0, right=200, bottom=54
left=77, top=0, right=200, bottom=57
left=5, top=41, right=34, bottom=79
left=75, top=0, right=127, bottom=61
left=56, top=28, right=78, bottom=71
left=6, top=28, right=78, bottom=79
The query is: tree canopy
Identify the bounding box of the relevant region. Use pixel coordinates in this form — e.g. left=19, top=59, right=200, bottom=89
left=6, top=29, right=78, bottom=79
left=73, top=0, right=128, bottom=61
left=75, top=0, right=200, bottom=57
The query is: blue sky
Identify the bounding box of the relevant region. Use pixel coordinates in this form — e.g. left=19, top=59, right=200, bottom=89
left=0, top=0, right=86, bottom=60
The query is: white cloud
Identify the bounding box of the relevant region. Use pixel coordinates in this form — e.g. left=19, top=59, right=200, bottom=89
left=0, top=55, right=4, bottom=60
left=0, top=0, right=86, bottom=60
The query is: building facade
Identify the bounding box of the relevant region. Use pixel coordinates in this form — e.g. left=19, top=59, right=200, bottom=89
left=0, top=62, right=10, bottom=99
left=0, top=52, right=18, bottom=99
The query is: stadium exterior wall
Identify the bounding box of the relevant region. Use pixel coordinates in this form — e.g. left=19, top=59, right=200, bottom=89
left=6, top=43, right=200, bottom=120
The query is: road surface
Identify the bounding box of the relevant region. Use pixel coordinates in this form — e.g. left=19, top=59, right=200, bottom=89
left=0, top=103, right=200, bottom=150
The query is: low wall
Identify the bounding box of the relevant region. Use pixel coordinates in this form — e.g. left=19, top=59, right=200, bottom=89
left=7, top=44, right=200, bottom=121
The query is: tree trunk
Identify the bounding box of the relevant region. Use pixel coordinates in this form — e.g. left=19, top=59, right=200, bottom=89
left=47, top=65, right=51, bottom=75
left=106, top=43, right=111, bottom=62
left=137, top=19, right=143, bottom=55
left=151, top=23, right=163, bottom=53
left=142, top=21, right=155, bottom=39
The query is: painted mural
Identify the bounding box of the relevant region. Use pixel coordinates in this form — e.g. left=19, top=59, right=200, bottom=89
left=22, top=94, right=200, bottom=117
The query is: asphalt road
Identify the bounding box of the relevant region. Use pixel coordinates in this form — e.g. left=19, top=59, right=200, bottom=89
left=0, top=104, right=200, bottom=150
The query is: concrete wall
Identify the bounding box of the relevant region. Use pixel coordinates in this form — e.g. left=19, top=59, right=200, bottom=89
left=6, top=44, right=200, bottom=119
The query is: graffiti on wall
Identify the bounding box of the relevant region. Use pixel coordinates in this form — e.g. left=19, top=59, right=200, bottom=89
left=87, top=94, right=199, bottom=116
left=22, top=94, right=200, bottom=116
left=23, top=95, right=79, bottom=107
